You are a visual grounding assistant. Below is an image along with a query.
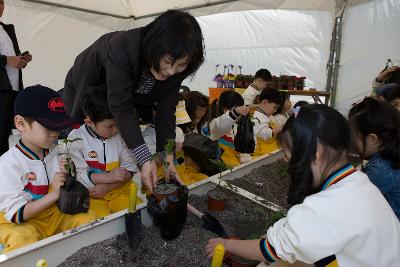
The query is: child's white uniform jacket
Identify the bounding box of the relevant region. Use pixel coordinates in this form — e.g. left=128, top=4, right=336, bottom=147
left=253, top=109, right=274, bottom=142
left=68, top=125, right=137, bottom=188
left=261, top=166, right=400, bottom=267
left=0, top=142, right=62, bottom=223
left=209, top=111, right=236, bottom=141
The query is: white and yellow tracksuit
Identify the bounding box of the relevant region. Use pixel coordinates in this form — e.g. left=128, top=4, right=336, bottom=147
left=0, top=142, right=95, bottom=253
left=209, top=111, right=241, bottom=167
left=68, top=125, right=141, bottom=219
left=252, top=109, right=279, bottom=158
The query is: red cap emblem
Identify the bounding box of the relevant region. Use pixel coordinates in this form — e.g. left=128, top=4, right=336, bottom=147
left=88, top=151, right=97, bottom=158
left=48, top=97, right=65, bottom=112
left=25, top=172, right=37, bottom=181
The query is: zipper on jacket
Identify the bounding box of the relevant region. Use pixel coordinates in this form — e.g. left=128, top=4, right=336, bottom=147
left=103, top=140, right=107, bottom=166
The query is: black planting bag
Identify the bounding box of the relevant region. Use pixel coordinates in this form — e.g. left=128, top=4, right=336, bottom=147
left=57, top=175, right=90, bottom=215
left=147, top=181, right=188, bottom=240
left=234, top=115, right=255, bottom=154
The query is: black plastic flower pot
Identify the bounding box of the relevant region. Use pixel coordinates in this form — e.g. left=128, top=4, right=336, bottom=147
left=57, top=175, right=90, bottom=215
left=147, top=179, right=188, bottom=240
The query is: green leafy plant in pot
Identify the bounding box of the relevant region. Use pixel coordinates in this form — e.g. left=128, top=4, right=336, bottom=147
left=153, top=139, right=181, bottom=203
left=147, top=139, right=189, bottom=240
left=57, top=138, right=90, bottom=214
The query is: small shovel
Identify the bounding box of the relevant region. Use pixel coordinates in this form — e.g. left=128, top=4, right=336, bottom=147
left=187, top=203, right=227, bottom=238
left=125, top=182, right=143, bottom=249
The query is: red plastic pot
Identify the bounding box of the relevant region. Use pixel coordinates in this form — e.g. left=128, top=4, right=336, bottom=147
left=207, top=189, right=227, bottom=211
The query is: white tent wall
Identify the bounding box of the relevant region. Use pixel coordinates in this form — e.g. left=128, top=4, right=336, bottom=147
left=335, top=0, right=400, bottom=114
left=2, top=1, right=118, bottom=90
left=3, top=1, right=335, bottom=95
left=182, top=9, right=334, bottom=96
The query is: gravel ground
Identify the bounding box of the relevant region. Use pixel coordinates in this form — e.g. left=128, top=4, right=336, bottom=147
left=230, top=159, right=290, bottom=209
left=59, top=188, right=281, bottom=267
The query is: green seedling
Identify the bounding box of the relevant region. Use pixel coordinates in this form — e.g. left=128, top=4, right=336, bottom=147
left=60, top=138, right=82, bottom=177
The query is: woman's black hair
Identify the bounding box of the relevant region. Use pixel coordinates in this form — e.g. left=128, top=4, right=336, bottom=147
left=180, top=91, right=209, bottom=133
left=142, top=10, right=205, bottom=79
left=278, top=104, right=351, bottom=206
left=209, top=90, right=244, bottom=122
left=275, top=91, right=289, bottom=115
left=81, top=85, right=113, bottom=123
left=348, top=97, right=400, bottom=168
left=293, top=101, right=309, bottom=109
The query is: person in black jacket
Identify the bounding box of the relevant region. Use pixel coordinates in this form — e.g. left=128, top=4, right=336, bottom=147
left=63, top=10, right=205, bottom=192
left=0, top=0, right=32, bottom=155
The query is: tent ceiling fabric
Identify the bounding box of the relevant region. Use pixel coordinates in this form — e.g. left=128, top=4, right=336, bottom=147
left=21, top=0, right=337, bottom=19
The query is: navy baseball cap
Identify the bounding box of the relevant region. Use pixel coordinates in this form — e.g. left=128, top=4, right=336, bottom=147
left=14, top=85, right=74, bottom=131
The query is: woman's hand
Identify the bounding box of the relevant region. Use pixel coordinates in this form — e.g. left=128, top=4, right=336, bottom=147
left=140, top=160, right=158, bottom=192
left=166, top=154, right=184, bottom=185
left=206, top=238, right=228, bottom=258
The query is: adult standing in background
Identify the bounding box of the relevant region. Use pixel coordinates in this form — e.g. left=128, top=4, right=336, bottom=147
left=0, top=0, right=32, bottom=155
left=63, top=10, right=205, bottom=191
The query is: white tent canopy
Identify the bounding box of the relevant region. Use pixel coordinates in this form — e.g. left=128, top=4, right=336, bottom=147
left=3, top=0, right=400, bottom=114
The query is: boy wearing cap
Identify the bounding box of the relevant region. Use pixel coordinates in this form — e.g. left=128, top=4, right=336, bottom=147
left=0, top=85, right=96, bottom=254
left=67, top=86, right=141, bottom=219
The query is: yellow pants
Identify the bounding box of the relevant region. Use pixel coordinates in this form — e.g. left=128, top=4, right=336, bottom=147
left=0, top=204, right=95, bottom=254
left=220, top=144, right=240, bottom=168
left=176, top=164, right=208, bottom=185
left=252, top=137, right=280, bottom=159
left=89, top=182, right=143, bottom=219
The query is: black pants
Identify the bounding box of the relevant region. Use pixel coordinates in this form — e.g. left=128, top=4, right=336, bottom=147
left=0, top=90, right=18, bottom=156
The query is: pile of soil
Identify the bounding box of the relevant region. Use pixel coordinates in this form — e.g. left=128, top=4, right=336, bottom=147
left=230, top=159, right=290, bottom=209
left=59, top=189, right=281, bottom=267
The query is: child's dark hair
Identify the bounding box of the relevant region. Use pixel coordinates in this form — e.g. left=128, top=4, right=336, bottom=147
left=254, top=69, right=272, bottom=81
left=293, top=101, right=309, bottom=109
left=210, top=91, right=244, bottom=122
left=81, top=85, right=113, bottom=123
left=180, top=91, right=209, bottom=133
left=275, top=91, right=289, bottom=115
left=143, top=10, right=205, bottom=79
left=348, top=97, right=400, bottom=168
left=259, top=89, right=282, bottom=105
left=385, top=84, right=400, bottom=103
left=278, top=104, right=351, bottom=205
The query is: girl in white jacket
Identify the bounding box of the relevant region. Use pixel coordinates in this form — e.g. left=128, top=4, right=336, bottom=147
left=206, top=104, right=400, bottom=267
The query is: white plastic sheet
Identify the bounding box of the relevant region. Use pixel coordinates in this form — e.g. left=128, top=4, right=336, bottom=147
left=336, top=0, right=400, bottom=114
left=183, top=9, right=334, bottom=96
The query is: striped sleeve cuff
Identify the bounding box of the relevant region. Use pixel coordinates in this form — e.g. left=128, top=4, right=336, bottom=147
left=11, top=205, right=26, bottom=224
left=131, top=144, right=152, bottom=166
left=159, top=151, right=167, bottom=162
left=259, top=238, right=280, bottom=263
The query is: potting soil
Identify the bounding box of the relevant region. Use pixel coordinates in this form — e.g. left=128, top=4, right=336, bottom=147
left=59, top=189, right=279, bottom=266
left=230, top=159, right=290, bottom=209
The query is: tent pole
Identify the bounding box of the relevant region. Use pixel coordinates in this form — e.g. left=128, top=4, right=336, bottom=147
left=21, top=0, right=239, bottom=20
left=326, top=2, right=346, bottom=107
